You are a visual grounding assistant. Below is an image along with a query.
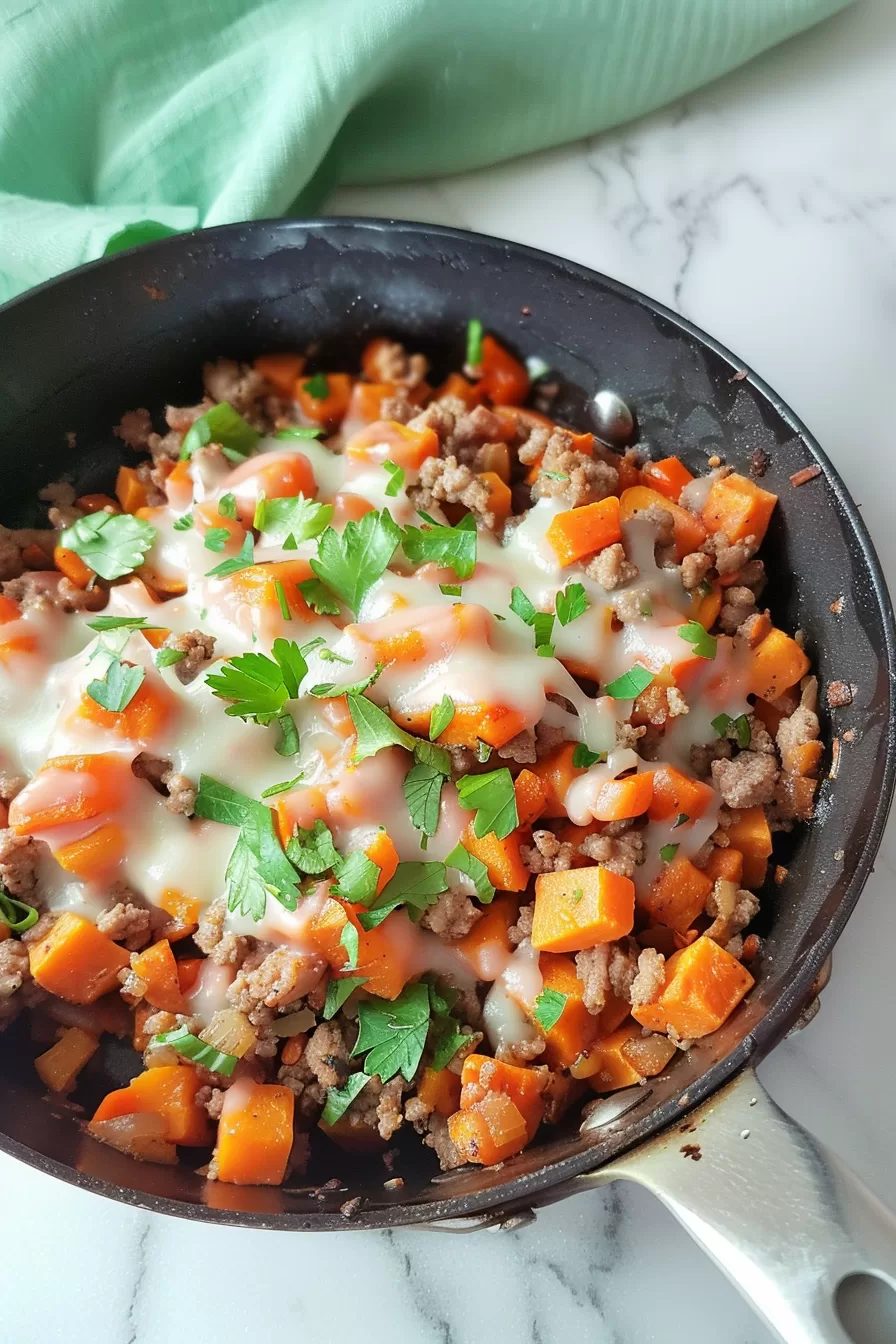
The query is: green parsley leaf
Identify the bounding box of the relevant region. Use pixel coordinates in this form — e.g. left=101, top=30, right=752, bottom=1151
left=555, top=582, right=589, bottom=627
left=206, top=652, right=289, bottom=722
left=86, top=659, right=145, bottom=713
left=59, top=511, right=156, bottom=581
left=352, top=983, right=431, bottom=1082
left=274, top=711, right=299, bottom=756
left=322, top=1071, right=371, bottom=1126
left=180, top=401, right=260, bottom=461
left=412, top=739, right=451, bottom=776
left=323, top=976, right=368, bottom=1020
left=572, top=743, right=606, bottom=768
left=358, top=861, right=448, bottom=930
left=0, top=885, right=38, bottom=933
left=194, top=776, right=301, bottom=918
left=331, top=850, right=380, bottom=905
left=659, top=843, right=679, bottom=863
left=310, top=509, right=402, bottom=615
left=236, top=805, right=301, bottom=914
left=255, top=494, right=334, bottom=546
left=205, top=532, right=255, bottom=578
left=286, top=819, right=340, bottom=875
left=383, top=460, right=405, bottom=497
left=172, top=513, right=194, bottom=531
left=510, top=586, right=536, bottom=625
left=672, top=812, right=690, bottom=828
left=403, top=762, right=444, bottom=837
left=444, top=842, right=495, bottom=904
left=155, top=647, right=186, bottom=668
left=429, top=1018, right=470, bottom=1072
left=310, top=664, right=383, bottom=699
left=456, top=767, right=519, bottom=840
left=677, top=621, right=717, bottom=660
left=711, top=712, right=733, bottom=738
left=153, top=1025, right=238, bottom=1077
left=475, top=740, right=493, bottom=763
left=401, top=513, right=477, bottom=581
left=318, top=648, right=352, bottom=665
left=203, top=526, right=231, bottom=553
left=466, top=318, right=484, bottom=367
left=540, top=470, right=568, bottom=481
left=303, top=373, right=330, bottom=399
left=298, top=577, right=342, bottom=615
left=347, top=694, right=415, bottom=763
left=223, top=833, right=269, bottom=920
left=86, top=615, right=162, bottom=633
left=439, top=583, right=462, bottom=597
left=274, top=579, right=292, bottom=622
left=604, top=665, right=655, bottom=699
left=217, top=492, right=237, bottom=519
left=275, top=425, right=324, bottom=440
left=734, top=714, right=752, bottom=748
left=536, top=644, right=555, bottom=658
left=339, top=921, right=360, bottom=970
left=429, top=695, right=455, bottom=741
left=533, top=988, right=567, bottom=1033
left=533, top=611, right=554, bottom=652
left=194, top=775, right=260, bottom=828
left=260, top=775, right=303, bottom=799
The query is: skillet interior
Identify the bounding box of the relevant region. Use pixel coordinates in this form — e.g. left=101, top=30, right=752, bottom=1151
left=0, top=219, right=892, bottom=1230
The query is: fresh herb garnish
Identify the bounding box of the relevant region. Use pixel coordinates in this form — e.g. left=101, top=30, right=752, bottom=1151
left=303, top=373, right=330, bottom=400
left=218, top=493, right=237, bottom=519
left=275, top=425, right=324, bottom=440
left=678, top=621, right=717, bottom=660
left=321, top=1072, right=371, bottom=1125
left=510, top=586, right=536, bottom=625
left=286, top=819, right=341, bottom=875
left=358, top=861, right=448, bottom=930
left=533, top=611, right=554, bottom=654
left=659, top=843, right=679, bottom=863
left=383, top=460, right=405, bottom=497
left=274, top=711, right=299, bottom=756
left=272, top=579, right=291, bottom=622
left=153, top=1025, right=237, bottom=1077
left=476, top=740, right=493, bottom=763
left=444, top=842, right=495, bottom=904
left=179, top=402, right=260, bottom=461
left=555, top=582, right=589, bottom=626
left=193, top=776, right=301, bottom=919
left=255, top=495, right=333, bottom=546
left=339, top=921, right=360, bottom=970
left=155, top=647, right=186, bottom=668
left=672, top=812, right=690, bottom=828
left=572, top=743, right=606, bottom=768
left=456, top=767, right=519, bottom=840
left=206, top=640, right=307, bottom=723
left=260, top=775, right=303, bottom=799
left=172, top=513, right=194, bottom=532
left=310, top=664, right=383, bottom=699
left=466, top=319, right=484, bottom=368
left=402, top=513, right=477, bottom=581
left=429, top=1019, right=470, bottom=1072
left=310, top=509, right=401, bottom=615
left=439, top=583, right=462, bottom=597
left=323, top=976, right=368, bottom=1020
left=533, top=988, right=567, bottom=1032
left=205, top=532, right=255, bottom=578
left=347, top=694, right=415, bottom=762
left=429, top=695, right=456, bottom=741
left=604, top=665, right=655, bottom=699
left=0, top=885, right=38, bottom=932
left=203, top=526, right=231, bottom=553
left=712, top=711, right=750, bottom=747
left=59, top=511, right=156, bottom=581
left=331, top=850, right=380, bottom=905
left=87, top=615, right=162, bottom=633
left=351, top=982, right=431, bottom=1082
left=403, top=762, right=444, bottom=838
left=86, top=659, right=145, bottom=713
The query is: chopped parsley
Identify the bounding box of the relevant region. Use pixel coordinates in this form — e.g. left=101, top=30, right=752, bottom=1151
left=297, top=577, right=341, bottom=615
left=358, top=861, right=447, bottom=930
left=604, top=665, right=655, bottom=699
left=712, top=711, right=751, bottom=748
left=383, top=460, right=405, bottom=497
left=275, top=425, right=324, bottom=440
left=260, top=775, right=304, bottom=799
left=310, top=664, right=383, bottom=699
left=205, top=532, right=255, bottom=578
left=274, top=579, right=291, bottom=621
left=331, top=850, right=380, bottom=905
left=659, top=843, right=679, bottom=863
left=439, top=583, right=462, bottom=597
left=510, top=586, right=537, bottom=625
left=672, top=812, right=690, bottom=828
left=303, top=373, right=330, bottom=400
left=429, top=694, right=456, bottom=740
left=678, top=620, right=717, bottom=660
left=310, top=509, right=402, bottom=614
left=86, top=658, right=144, bottom=713
left=401, top=512, right=477, bottom=581
left=321, top=1071, right=371, bottom=1126
left=193, top=776, right=301, bottom=920
left=155, top=647, right=186, bottom=668
left=86, top=615, right=162, bottom=633
left=179, top=401, right=260, bottom=462
left=466, top=318, right=484, bottom=368
left=555, top=582, right=589, bottom=626
left=351, top=982, right=431, bottom=1082
left=444, top=842, right=495, bottom=904
left=254, top=494, right=333, bottom=547
left=172, top=513, right=194, bottom=531
left=533, top=611, right=555, bottom=656
left=323, top=976, right=368, bottom=1020
left=218, top=492, right=237, bottom=519
left=455, top=767, right=519, bottom=840
left=533, top=989, right=567, bottom=1033
left=274, top=711, right=299, bottom=756
left=572, top=743, right=607, bottom=769
left=206, top=639, right=307, bottom=723
left=403, top=762, right=445, bottom=838
left=339, top=922, right=360, bottom=970
left=346, top=694, right=415, bottom=762
left=203, top=526, right=231, bottom=553
left=286, top=819, right=341, bottom=875
left=59, top=511, right=156, bottom=581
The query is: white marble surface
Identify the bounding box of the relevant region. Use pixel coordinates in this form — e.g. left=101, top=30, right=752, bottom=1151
left=4, top=2, right=896, bottom=1341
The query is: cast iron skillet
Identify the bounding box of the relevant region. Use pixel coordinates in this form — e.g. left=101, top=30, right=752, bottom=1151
left=1, top=221, right=895, bottom=1341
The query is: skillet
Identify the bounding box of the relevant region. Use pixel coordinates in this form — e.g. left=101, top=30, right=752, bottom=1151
left=0, top=219, right=894, bottom=1342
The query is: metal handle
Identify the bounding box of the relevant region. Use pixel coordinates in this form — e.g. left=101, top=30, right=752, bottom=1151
left=585, top=1067, right=896, bottom=1344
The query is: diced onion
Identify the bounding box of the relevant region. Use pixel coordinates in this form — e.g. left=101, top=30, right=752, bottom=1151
left=620, top=1033, right=677, bottom=1077
left=270, top=1007, right=316, bottom=1037
left=87, top=1114, right=178, bottom=1164
left=200, top=1009, right=256, bottom=1058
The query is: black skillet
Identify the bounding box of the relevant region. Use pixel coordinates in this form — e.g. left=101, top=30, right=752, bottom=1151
left=1, top=220, right=895, bottom=1342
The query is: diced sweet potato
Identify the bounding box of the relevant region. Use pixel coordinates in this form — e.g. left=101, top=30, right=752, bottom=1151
left=453, top=894, right=518, bottom=979
left=648, top=766, right=714, bottom=823
left=546, top=497, right=622, bottom=567
left=130, top=939, right=187, bottom=1014
left=531, top=865, right=635, bottom=953
left=725, top=805, right=773, bottom=889
left=537, top=953, right=600, bottom=1069
left=29, top=912, right=130, bottom=1004
left=639, top=856, right=713, bottom=934
left=747, top=628, right=811, bottom=701
left=92, top=1065, right=212, bottom=1146
left=35, top=1026, right=99, bottom=1093
left=619, top=485, right=707, bottom=559
left=702, top=472, right=777, bottom=546
left=214, top=1081, right=295, bottom=1184
left=632, top=936, right=754, bottom=1038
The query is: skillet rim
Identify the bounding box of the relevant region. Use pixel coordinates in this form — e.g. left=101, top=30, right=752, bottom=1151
left=0, top=216, right=893, bottom=1231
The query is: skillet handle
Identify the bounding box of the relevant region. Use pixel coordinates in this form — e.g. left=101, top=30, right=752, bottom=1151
left=588, top=1067, right=896, bottom=1344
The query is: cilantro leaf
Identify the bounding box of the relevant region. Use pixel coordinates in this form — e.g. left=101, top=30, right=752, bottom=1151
left=383, top=460, right=405, bottom=497
left=429, top=695, right=455, bottom=741
left=321, top=1072, right=371, bottom=1126
left=303, top=373, right=330, bottom=399
left=510, top=587, right=536, bottom=625
left=660, top=843, right=679, bottom=863
left=533, top=988, right=567, bottom=1032
left=351, top=983, right=431, bottom=1082
left=358, top=861, right=447, bottom=930
left=429, top=1018, right=470, bottom=1072
left=255, top=494, right=334, bottom=546
left=403, top=762, right=444, bottom=838
left=59, top=511, right=156, bottom=581
left=260, top=775, right=303, bottom=799
left=339, top=921, right=360, bottom=970
left=86, top=659, right=145, bottom=713
left=412, top=739, right=451, bottom=775
left=310, top=509, right=402, bottom=614
left=86, top=615, right=162, bottom=633
left=734, top=714, right=751, bottom=749
left=440, top=583, right=462, bottom=597
left=556, top=582, right=589, bottom=626
left=711, top=712, right=732, bottom=738
left=275, top=425, right=324, bottom=441
left=604, top=665, right=655, bottom=699
left=456, top=768, right=519, bottom=840
left=401, top=513, right=477, bottom=581
left=274, top=711, right=299, bottom=756
left=331, top=850, right=380, bottom=905
left=180, top=401, right=260, bottom=461
left=323, top=976, right=368, bottom=1020
left=286, top=819, right=341, bottom=875
left=572, top=743, right=606, bottom=768
left=444, top=842, right=495, bottom=904
left=678, top=621, right=717, bottom=660
left=466, top=318, right=484, bottom=367
left=205, top=532, right=255, bottom=578
left=298, top=577, right=342, bottom=615
left=347, top=694, right=415, bottom=762
left=203, top=526, right=231, bottom=553
left=156, top=648, right=186, bottom=668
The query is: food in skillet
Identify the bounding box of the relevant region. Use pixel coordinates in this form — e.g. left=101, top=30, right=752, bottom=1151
left=0, top=328, right=822, bottom=1185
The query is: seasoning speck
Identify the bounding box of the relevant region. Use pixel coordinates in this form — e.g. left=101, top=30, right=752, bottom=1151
left=829, top=737, right=841, bottom=780
left=728, top=368, right=748, bottom=382
left=521, top=306, right=532, bottom=316
left=790, top=464, right=822, bottom=488
left=826, top=680, right=854, bottom=709
left=774, top=865, right=788, bottom=886
left=750, top=447, right=770, bottom=478
left=680, top=1143, right=702, bottom=1161
left=740, top=1129, right=751, bottom=1139
left=383, top=1177, right=404, bottom=1191
left=830, top=597, right=844, bottom=615
left=340, top=1196, right=363, bottom=1219
left=834, top=848, right=844, bottom=861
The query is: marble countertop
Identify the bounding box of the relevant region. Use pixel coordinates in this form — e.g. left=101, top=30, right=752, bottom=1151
left=5, top=2, right=896, bottom=1341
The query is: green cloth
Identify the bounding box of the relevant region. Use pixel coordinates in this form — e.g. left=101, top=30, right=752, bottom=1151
left=0, top=0, right=850, bottom=301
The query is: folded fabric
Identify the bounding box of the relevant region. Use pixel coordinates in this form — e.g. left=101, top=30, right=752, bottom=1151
left=0, top=0, right=851, bottom=301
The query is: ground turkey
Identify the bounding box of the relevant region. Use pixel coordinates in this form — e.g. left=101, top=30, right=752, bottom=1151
left=0, top=939, right=31, bottom=1027
left=521, top=830, right=574, bottom=874
left=711, top=751, right=779, bottom=809
left=579, top=824, right=643, bottom=879
left=96, top=899, right=152, bottom=951
left=420, top=889, right=482, bottom=939
left=411, top=455, right=496, bottom=528
left=0, top=830, right=44, bottom=902
left=531, top=431, right=618, bottom=509
left=160, top=630, right=215, bottom=685
left=586, top=543, right=639, bottom=591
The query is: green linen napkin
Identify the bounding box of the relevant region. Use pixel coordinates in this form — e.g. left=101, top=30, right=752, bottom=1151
left=0, top=0, right=850, bottom=301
